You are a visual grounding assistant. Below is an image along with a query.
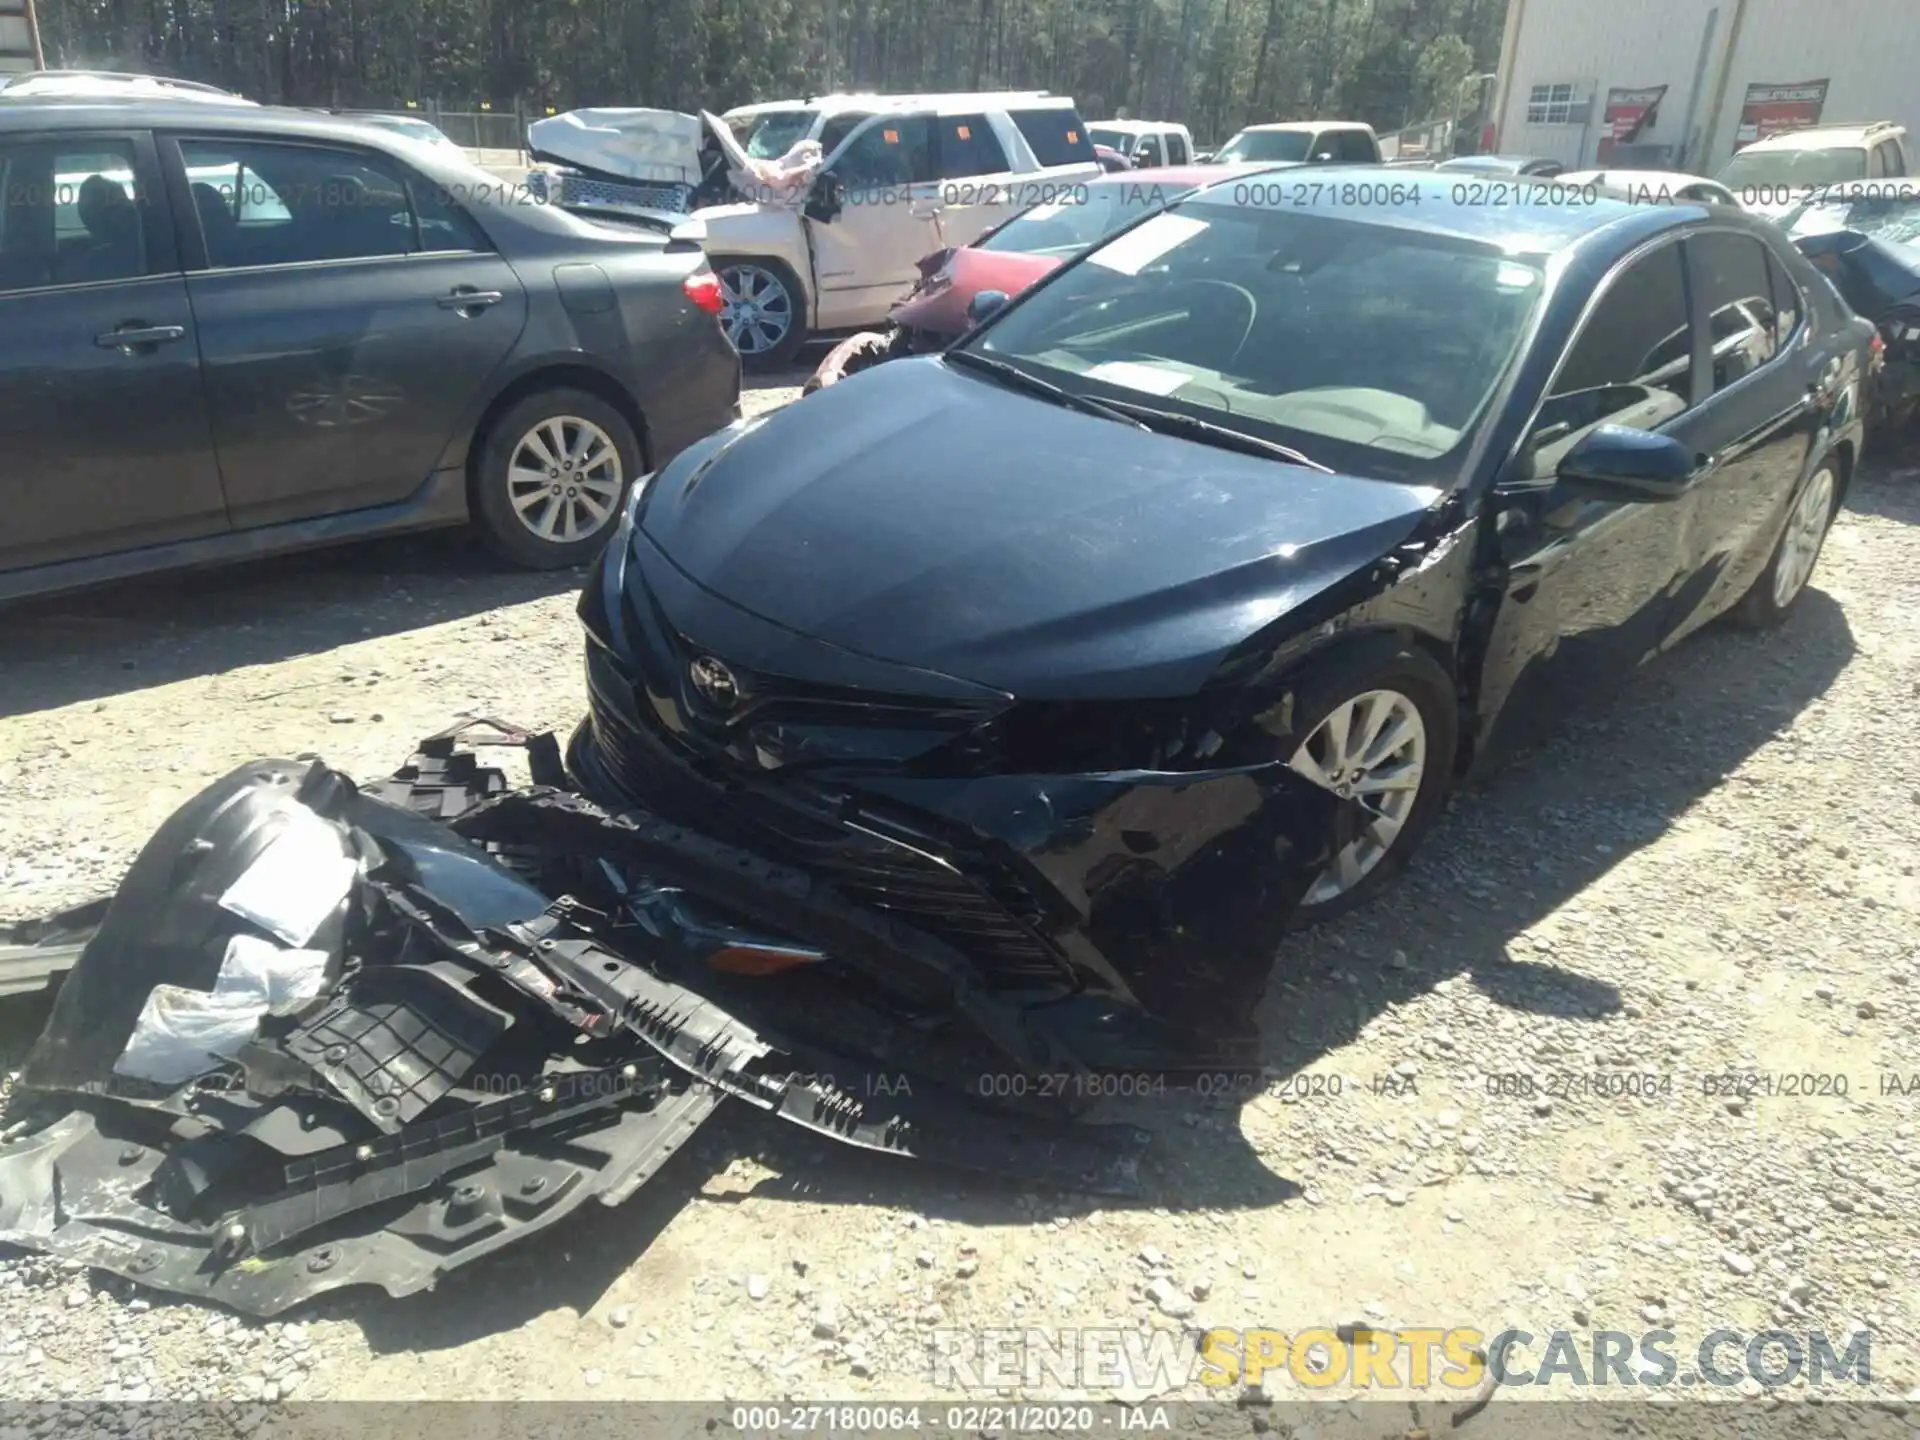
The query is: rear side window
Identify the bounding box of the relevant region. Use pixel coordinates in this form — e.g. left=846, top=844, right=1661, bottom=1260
left=1333, top=131, right=1377, bottom=163
left=1689, top=231, right=1781, bottom=389
left=1011, top=109, right=1095, bottom=168
left=179, top=138, right=484, bottom=267
left=1167, top=133, right=1191, bottom=165
left=818, top=113, right=876, bottom=158
left=0, top=137, right=147, bottom=293
left=935, top=115, right=1009, bottom=180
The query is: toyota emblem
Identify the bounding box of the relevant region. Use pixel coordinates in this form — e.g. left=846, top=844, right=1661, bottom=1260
left=688, top=655, right=740, bottom=710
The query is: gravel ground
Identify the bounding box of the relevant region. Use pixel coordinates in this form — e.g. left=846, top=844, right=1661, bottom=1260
left=1, top=375, right=1917, bottom=1417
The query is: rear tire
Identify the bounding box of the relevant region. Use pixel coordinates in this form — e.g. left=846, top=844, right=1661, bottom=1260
left=1733, top=459, right=1839, bottom=629
left=713, top=256, right=808, bottom=371
left=1279, top=639, right=1459, bottom=926
left=471, top=387, right=642, bottom=570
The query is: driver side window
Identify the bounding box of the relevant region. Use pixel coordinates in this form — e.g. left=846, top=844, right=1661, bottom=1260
left=1521, top=243, right=1692, bottom=480
left=829, top=116, right=934, bottom=192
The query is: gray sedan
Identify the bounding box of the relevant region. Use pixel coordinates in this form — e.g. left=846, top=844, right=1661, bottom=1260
left=0, top=99, right=741, bottom=600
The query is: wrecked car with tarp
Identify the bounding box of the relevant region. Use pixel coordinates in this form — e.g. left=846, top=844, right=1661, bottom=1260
left=1783, top=182, right=1920, bottom=430
left=0, top=170, right=1873, bottom=1318
left=522, top=95, right=1103, bottom=368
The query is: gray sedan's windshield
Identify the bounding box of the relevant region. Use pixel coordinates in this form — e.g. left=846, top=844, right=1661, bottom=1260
left=966, top=199, right=1544, bottom=477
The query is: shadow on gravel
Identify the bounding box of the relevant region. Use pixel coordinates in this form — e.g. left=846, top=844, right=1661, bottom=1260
left=0, top=530, right=590, bottom=720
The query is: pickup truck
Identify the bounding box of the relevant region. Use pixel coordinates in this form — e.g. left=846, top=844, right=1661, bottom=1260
left=1206, top=120, right=1381, bottom=166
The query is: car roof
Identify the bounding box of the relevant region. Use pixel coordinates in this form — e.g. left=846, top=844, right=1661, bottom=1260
left=0, top=97, right=445, bottom=142
left=1743, top=123, right=1902, bottom=150
left=0, top=71, right=256, bottom=104
left=724, top=91, right=1074, bottom=119
left=1180, top=162, right=1691, bottom=249
left=1115, top=162, right=1286, bottom=187
left=1561, top=168, right=1727, bottom=191
left=1234, top=120, right=1371, bottom=134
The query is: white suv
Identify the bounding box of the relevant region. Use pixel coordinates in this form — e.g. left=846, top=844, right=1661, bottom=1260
left=698, top=92, right=1102, bottom=366
left=527, top=92, right=1101, bottom=368
left=1716, top=122, right=1913, bottom=216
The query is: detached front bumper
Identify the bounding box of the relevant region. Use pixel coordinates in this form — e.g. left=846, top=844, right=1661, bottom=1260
left=0, top=725, right=1153, bottom=1315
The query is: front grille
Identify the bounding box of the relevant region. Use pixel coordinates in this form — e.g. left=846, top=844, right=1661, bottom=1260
left=533, top=169, right=693, bottom=215
left=582, top=648, right=1071, bottom=994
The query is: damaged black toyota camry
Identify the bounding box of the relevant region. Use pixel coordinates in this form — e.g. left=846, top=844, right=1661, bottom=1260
left=574, top=169, right=1870, bottom=1042
left=0, top=171, right=1872, bottom=1315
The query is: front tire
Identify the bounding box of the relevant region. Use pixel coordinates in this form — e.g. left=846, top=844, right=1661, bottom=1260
left=1733, top=460, right=1839, bottom=628
left=471, top=388, right=641, bottom=570
left=713, top=256, right=807, bottom=370
left=1280, top=641, right=1459, bottom=924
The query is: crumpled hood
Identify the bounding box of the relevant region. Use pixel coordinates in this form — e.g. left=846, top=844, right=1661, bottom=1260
left=636, top=357, right=1442, bottom=698
left=526, top=107, right=704, bottom=184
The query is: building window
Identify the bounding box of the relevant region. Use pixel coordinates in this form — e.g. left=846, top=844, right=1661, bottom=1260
left=1526, top=83, right=1580, bottom=125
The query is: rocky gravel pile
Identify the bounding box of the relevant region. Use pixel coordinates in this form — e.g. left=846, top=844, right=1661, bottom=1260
left=0, top=389, right=1915, bottom=1416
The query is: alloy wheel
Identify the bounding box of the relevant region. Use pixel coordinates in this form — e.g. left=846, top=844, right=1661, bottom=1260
left=719, top=264, right=795, bottom=355
left=1770, top=467, right=1836, bottom=610
left=1287, top=688, right=1429, bottom=905
left=505, top=415, right=624, bottom=544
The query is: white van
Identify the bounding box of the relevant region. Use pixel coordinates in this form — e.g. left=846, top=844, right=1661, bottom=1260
left=528, top=93, right=1102, bottom=367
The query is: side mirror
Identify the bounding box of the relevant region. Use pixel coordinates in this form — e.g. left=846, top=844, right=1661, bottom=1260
left=966, top=289, right=1010, bottom=327
left=1556, top=423, right=1703, bottom=501
left=805, top=173, right=844, bottom=224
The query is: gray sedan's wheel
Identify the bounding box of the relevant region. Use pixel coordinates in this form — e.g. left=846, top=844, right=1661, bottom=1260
left=471, top=387, right=642, bottom=569
left=1279, top=641, right=1458, bottom=925
left=713, top=256, right=807, bottom=370
left=1736, top=461, right=1838, bottom=628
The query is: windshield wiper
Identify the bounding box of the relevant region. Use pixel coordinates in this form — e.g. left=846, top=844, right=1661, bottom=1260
left=943, top=350, right=1149, bottom=430
left=1097, top=398, right=1334, bottom=472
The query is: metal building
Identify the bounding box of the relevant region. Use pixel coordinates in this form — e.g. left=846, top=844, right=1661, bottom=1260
left=1488, top=0, right=1920, bottom=174
left=0, top=0, right=42, bottom=77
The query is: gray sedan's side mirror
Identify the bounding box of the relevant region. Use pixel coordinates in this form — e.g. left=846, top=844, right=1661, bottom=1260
left=966, top=289, right=1010, bottom=326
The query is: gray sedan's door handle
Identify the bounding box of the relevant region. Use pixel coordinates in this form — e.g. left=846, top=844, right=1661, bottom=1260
left=95, top=324, right=186, bottom=350
left=438, top=288, right=504, bottom=311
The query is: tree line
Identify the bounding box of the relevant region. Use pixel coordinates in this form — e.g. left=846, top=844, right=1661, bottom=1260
left=36, top=0, right=1507, bottom=145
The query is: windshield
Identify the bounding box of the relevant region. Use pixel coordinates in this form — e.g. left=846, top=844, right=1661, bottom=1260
left=1212, top=130, right=1312, bottom=164
left=963, top=198, right=1544, bottom=478
left=1087, top=128, right=1133, bottom=151
left=728, top=109, right=816, bottom=159
left=1717, top=145, right=1868, bottom=189
left=1787, top=192, right=1920, bottom=251
left=978, top=182, right=1185, bottom=257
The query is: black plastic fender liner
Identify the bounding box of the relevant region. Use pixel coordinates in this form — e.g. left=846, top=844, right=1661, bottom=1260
left=0, top=896, right=108, bottom=998
left=19, top=759, right=359, bottom=1096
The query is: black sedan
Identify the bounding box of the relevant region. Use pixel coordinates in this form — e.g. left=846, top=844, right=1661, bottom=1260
left=0, top=99, right=740, bottom=601
left=570, top=170, right=1869, bottom=1065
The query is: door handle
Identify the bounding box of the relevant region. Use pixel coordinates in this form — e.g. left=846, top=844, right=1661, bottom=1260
left=95, top=324, right=186, bottom=350
left=438, top=288, right=504, bottom=312
left=909, top=200, right=944, bottom=219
